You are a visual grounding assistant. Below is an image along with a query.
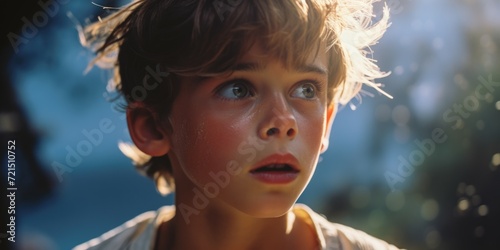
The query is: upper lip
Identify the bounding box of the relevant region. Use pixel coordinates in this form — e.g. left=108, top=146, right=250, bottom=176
left=250, top=153, right=300, bottom=172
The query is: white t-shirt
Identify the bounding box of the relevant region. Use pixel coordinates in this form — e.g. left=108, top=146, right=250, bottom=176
left=73, top=204, right=404, bottom=250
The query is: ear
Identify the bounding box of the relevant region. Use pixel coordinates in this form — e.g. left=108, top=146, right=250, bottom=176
left=320, top=104, right=336, bottom=153
left=127, top=106, right=170, bottom=156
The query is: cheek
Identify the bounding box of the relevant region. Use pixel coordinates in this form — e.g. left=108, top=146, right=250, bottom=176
left=170, top=112, right=250, bottom=186
left=296, top=111, right=326, bottom=162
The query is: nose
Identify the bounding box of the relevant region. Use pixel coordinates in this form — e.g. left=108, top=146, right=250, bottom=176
left=258, top=96, right=298, bottom=140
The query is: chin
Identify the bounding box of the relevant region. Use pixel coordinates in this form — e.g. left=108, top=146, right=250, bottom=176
left=238, top=196, right=298, bottom=219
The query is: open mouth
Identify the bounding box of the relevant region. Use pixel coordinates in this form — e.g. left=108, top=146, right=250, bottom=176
left=249, top=162, right=300, bottom=184
left=249, top=154, right=300, bottom=184
left=250, top=164, right=299, bottom=173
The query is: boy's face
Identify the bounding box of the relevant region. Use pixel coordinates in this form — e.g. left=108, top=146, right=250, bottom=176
left=162, top=43, right=335, bottom=217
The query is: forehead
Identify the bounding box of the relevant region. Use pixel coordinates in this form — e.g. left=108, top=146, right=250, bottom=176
left=236, top=42, right=328, bottom=74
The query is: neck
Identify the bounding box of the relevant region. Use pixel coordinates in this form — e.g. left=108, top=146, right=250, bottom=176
left=164, top=197, right=296, bottom=250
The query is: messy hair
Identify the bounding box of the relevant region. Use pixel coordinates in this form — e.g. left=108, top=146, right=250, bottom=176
left=79, top=0, right=391, bottom=195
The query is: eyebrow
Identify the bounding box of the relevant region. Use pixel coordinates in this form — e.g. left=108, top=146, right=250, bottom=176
left=232, top=62, right=327, bottom=75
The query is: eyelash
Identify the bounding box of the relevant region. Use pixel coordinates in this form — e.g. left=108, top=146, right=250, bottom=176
left=300, top=79, right=324, bottom=93
left=214, top=78, right=255, bottom=101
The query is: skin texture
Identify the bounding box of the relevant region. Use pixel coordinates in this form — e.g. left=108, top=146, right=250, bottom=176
left=128, top=43, right=336, bottom=249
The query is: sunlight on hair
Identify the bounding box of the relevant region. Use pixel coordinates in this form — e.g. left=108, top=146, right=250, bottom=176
left=91, top=2, right=123, bottom=10
left=154, top=171, right=173, bottom=196
left=334, top=1, right=393, bottom=106
left=118, top=141, right=151, bottom=166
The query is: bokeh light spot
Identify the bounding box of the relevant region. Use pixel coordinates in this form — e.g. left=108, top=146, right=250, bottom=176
left=394, top=125, right=411, bottom=143
left=394, top=65, right=404, bottom=75
left=465, top=185, right=475, bottom=196
left=492, top=153, right=500, bottom=167
left=483, top=93, right=494, bottom=103
left=368, top=209, right=386, bottom=229
left=386, top=191, right=405, bottom=211
left=421, top=199, right=439, bottom=221
left=458, top=198, right=470, bottom=211
left=392, top=105, right=411, bottom=125
left=454, top=119, right=465, bottom=130
left=425, top=229, right=441, bottom=249
left=478, top=205, right=488, bottom=216
left=454, top=74, right=469, bottom=90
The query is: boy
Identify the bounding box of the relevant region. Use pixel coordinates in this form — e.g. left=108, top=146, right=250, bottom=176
left=75, top=0, right=402, bottom=249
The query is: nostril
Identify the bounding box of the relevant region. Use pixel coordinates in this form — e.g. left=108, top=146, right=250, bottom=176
left=267, top=128, right=278, bottom=136
left=287, top=128, right=295, bottom=137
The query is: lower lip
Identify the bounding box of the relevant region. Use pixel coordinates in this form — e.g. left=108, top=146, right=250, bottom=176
left=250, top=171, right=299, bottom=184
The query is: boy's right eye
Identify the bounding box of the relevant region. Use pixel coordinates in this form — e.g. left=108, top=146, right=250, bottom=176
left=215, top=80, right=254, bottom=100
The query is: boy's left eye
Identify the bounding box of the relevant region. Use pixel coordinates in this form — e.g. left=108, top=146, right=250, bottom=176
left=216, top=80, right=254, bottom=100
left=291, top=82, right=319, bottom=99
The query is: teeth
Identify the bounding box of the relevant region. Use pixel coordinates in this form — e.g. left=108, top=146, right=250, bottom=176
left=269, top=164, right=286, bottom=168
left=252, top=164, right=291, bottom=172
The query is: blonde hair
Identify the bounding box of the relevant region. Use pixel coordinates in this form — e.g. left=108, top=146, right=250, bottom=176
left=78, top=0, right=391, bottom=195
